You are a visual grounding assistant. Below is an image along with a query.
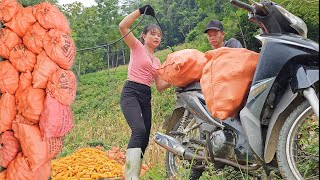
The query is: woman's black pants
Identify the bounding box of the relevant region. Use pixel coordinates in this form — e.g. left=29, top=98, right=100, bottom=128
left=120, top=81, right=152, bottom=157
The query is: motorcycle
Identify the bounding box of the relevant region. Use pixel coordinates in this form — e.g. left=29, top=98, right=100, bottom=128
left=154, top=0, right=319, bottom=179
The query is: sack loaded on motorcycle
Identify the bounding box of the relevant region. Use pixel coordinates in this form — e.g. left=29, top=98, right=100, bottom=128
left=201, top=47, right=259, bottom=120
left=158, top=49, right=208, bottom=87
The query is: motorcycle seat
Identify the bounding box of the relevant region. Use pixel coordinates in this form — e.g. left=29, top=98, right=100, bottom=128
left=175, top=81, right=202, bottom=93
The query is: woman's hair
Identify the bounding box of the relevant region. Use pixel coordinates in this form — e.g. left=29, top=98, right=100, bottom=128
left=140, top=24, right=162, bottom=44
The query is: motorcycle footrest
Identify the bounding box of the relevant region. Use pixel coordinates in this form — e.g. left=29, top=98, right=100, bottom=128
left=169, top=131, right=185, bottom=136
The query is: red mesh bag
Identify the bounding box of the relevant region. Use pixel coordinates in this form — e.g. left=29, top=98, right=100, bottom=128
left=43, top=29, right=76, bottom=70
left=33, top=2, right=70, bottom=34
left=47, top=69, right=77, bottom=105
left=0, top=131, right=21, bottom=168
left=5, top=7, right=37, bottom=38
left=158, top=49, right=207, bottom=87
left=0, top=61, right=19, bottom=95
left=200, top=48, right=259, bottom=120
left=18, top=87, right=45, bottom=123
left=0, top=93, right=16, bottom=133
left=0, top=28, right=22, bottom=59
left=40, top=93, right=73, bottom=140
left=12, top=122, right=62, bottom=171
left=6, top=153, right=51, bottom=180
left=9, top=44, right=37, bottom=73
left=32, top=51, right=59, bottom=89
left=23, top=22, right=47, bottom=55
left=0, top=0, right=22, bottom=23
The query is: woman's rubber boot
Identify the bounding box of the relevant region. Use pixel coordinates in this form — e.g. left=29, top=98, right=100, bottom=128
left=125, top=148, right=142, bottom=180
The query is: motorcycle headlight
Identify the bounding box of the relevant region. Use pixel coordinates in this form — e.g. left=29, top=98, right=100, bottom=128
left=276, top=5, right=308, bottom=38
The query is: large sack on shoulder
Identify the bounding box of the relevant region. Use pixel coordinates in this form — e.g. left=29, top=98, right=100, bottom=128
left=6, top=152, right=51, bottom=180
left=40, top=93, right=73, bottom=140
left=47, top=69, right=77, bottom=105
left=43, top=29, right=75, bottom=70
left=158, top=49, right=207, bottom=87
left=9, top=44, right=37, bottom=72
left=0, top=93, right=16, bottom=133
left=0, top=61, right=19, bottom=94
left=0, top=0, right=22, bottom=23
left=23, top=23, right=47, bottom=55
left=33, top=2, right=70, bottom=34
left=0, top=28, right=22, bottom=59
left=5, top=7, right=37, bottom=38
left=12, top=122, right=62, bottom=171
left=0, top=131, right=20, bottom=168
left=200, top=47, right=259, bottom=120
left=18, top=87, right=45, bottom=123
left=32, top=51, right=59, bottom=89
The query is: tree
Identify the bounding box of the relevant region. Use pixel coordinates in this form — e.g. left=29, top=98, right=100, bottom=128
left=18, top=0, right=57, bottom=6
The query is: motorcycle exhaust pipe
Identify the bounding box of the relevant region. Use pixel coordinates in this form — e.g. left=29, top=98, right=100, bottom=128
left=154, top=132, right=205, bottom=161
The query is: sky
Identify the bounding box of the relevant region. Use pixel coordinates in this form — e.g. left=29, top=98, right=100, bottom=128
left=58, top=0, right=97, bottom=7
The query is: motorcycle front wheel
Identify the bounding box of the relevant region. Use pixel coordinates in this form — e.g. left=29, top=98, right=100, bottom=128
left=277, top=99, right=319, bottom=180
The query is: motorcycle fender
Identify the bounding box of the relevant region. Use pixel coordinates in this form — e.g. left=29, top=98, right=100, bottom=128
left=291, top=66, right=319, bottom=91
left=264, top=85, right=298, bottom=163
left=162, top=107, right=184, bottom=134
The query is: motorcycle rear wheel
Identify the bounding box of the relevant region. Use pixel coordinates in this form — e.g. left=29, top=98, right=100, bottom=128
left=165, top=111, right=205, bottom=180
left=277, top=99, right=319, bottom=180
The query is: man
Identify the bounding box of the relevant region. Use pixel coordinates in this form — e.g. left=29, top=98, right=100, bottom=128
left=204, top=19, right=243, bottom=49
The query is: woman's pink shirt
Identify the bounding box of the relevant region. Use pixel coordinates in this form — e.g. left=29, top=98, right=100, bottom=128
left=127, top=39, right=161, bottom=87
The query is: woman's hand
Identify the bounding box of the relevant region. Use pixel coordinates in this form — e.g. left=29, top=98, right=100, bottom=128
left=139, top=5, right=155, bottom=17
left=155, top=75, right=171, bottom=92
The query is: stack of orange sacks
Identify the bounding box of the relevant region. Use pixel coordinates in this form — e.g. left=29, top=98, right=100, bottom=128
left=0, top=0, right=76, bottom=179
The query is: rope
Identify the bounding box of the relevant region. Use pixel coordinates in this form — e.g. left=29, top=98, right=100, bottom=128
left=77, top=7, right=164, bottom=52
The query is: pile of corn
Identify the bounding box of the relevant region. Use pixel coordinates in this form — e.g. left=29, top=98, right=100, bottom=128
left=51, top=148, right=123, bottom=179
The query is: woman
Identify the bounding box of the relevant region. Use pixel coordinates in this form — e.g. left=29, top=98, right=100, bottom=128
left=118, top=5, right=171, bottom=180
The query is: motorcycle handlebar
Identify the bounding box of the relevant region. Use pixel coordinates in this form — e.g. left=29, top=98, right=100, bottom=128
left=230, top=0, right=254, bottom=13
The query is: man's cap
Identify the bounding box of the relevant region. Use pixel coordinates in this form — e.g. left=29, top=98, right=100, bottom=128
left=204, top=20, right=224, bottom=33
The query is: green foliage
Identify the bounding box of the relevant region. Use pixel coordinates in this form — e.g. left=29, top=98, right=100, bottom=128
left=273, top=0, right=319, bottom=41
left=18, top=0, right=57, bottom=6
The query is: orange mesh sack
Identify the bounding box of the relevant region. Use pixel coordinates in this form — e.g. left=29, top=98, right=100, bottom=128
left=200, top=47, right=259, bottom=120
left=0, top=61, right=19, bottom=95
left=0, top=28, right=22, bottom=59
left=5, top=7, right=37, bottom=38
left=32, top=51, right=59, bottom=89
left=39, top=93, right=73, bottom=140
left=43, top=29, right=75, bottom=70
left=0, top=131, right=21, bottom=168
left=33, top=2, right=70, bottom=34
left=15, top=71, right=32, bottom=114
left=0, top=93, right=16, bottom=133
left=9, top=44, right=37, bottom=73
left=6, top=152, right=51, bottom=180
left=13, top=122, right=62, bottom=171
left=0, top=170, right=6, bottom=179
left=18, top=87, right=45, bottom=123
left=0, top=0, right=22, bottom=23
left=47, top=69, right=77, bottom=106
left=15, top=70, right=32, bottom=100
left=11, top=115, right=35, bottom=141
left=158, top=49, right=207, bottom=87
left=23, top=22, right=47, bottom=55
